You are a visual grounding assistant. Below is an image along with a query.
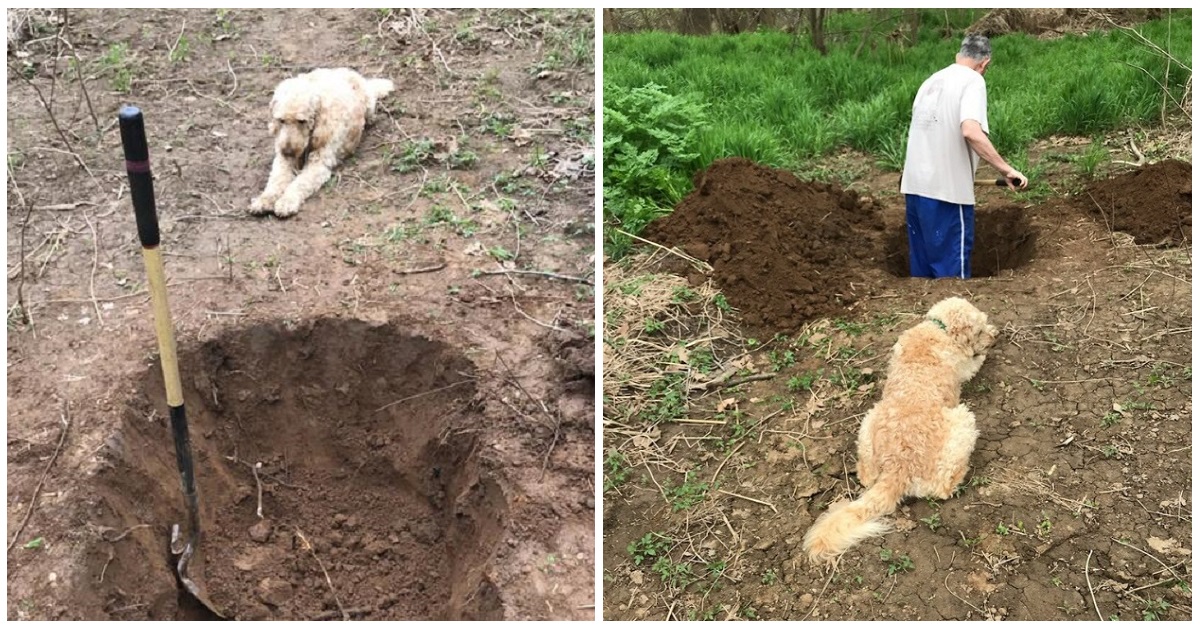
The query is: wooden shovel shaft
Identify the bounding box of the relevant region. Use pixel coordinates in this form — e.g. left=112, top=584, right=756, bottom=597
left=117, top=107, right=200, bottom=523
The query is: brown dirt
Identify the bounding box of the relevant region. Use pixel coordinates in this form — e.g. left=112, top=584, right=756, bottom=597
left=604, top=137, right=1191, bottom=620
left=7, top=8, right=594, bottom=621
left=1071, top=159, right=1191, bottom=246
left=643, top=157, right=886, bottom=337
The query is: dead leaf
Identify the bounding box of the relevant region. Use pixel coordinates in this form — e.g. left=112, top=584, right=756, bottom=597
left=716, top=397, right=737, bottom=413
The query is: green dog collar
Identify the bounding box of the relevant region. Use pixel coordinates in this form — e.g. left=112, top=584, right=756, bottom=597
left=928, top=317, right=947, bottom=331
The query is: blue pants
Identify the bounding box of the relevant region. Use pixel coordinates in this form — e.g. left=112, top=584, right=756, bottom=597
left=905, top=194, right=974, bottom=279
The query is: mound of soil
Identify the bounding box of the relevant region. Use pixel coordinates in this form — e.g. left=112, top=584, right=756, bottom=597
left=93, top=319, right=506, bottom=620
left=1074, top=159, right=1191, bottom=246
left=643, top=157, right=885, bottom=334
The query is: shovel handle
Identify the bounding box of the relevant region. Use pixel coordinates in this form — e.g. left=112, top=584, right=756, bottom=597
left=118, top=107, right=200, bottom=522
left=977, top=176, right=1026, bottom=188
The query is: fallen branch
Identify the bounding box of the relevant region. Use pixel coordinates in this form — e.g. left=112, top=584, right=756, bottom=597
left=8, top=399, right=72, bottom=552
left=716, top=489, right=778, bottom=514
left=392, top=262, right=446, bottom=275
left=476, top=268, right=593, bottom=285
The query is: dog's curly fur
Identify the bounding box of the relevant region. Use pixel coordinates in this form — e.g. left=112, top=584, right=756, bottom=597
left=802, top=296, right=999, bottom=564
left=250, top=68, right=394, bottom=218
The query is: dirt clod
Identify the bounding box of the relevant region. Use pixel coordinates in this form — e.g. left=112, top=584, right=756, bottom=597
left=248, top=520, right=272, bottom=543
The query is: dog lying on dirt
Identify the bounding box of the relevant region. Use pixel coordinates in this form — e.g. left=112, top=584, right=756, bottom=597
left=802, top=296, right=998, bottom=564
left=250, top=67, right=394, bottom=218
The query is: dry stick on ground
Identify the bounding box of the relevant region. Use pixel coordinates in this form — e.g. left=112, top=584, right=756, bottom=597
left=294, top=527, right=348, bottom=620
left=10, top=167, right=36, bottom=329
left=59, top=10, right=100, bottom=139
left=8, top=399, right=71, bottom=553
left=392, top=262, right=446, bottom=275
left=7, top=64, right=99, bottom=188
left=100, top=523, right=151, bottom=543
left=1086, top=549, right=1103, bottom=621
left=943, top=573, right=985, bottom=616
left=496, top=350, right=563, bottom=478
left=476, top=268, right=593, bottom=285
left=83, top=209, right=103, bottom=324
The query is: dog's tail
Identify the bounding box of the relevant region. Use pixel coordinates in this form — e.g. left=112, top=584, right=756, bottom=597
left=802, top=472, right=906, bottom=563
left=365, top=78, right=395, bottom=100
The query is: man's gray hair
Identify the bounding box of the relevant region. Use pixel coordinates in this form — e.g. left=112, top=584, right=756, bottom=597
left=959, top=33, right=991, bottom=60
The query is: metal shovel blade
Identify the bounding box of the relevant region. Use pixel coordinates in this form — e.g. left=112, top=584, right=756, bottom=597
left=170, top=523, right=226, bottom=619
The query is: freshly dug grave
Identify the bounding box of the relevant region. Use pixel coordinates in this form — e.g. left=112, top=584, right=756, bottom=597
left=1074, top=159, right=1191, bottom=246
left=643, top=157, right=886, bottom=335
left=88, top=318, right=507, bottom=620
left=884, top=204, right=1039, bottom=277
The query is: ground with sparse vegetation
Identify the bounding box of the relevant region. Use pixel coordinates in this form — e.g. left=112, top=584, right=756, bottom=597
left=602, top=11, right=1191, bottom=622
left=8, top=8, right=594, bottom=620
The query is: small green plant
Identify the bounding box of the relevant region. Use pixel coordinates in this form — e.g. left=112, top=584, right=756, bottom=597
left=768, top=349, right=796, bottom=372
left=761, top=568, right=778, bottom=585
left=787, top=370, right=821, bottom=392
left=627, top=532, right=669, bottom=566
left=390, top=139, right=437, bottom=173
left=712, top=293, right=731, bottom=312
left=1101, top=444, right=1119, bottom=459
left=604, top=451, right=631, bottom=492
left=652, top=556, right=696, bottom=588
left=996, top=522, right=1010, bottom=536
left=643, top=318, right=665, bottom=334
left=1074, top=137, right=1109, bottom=180
left=169, top=36, right=191, bottom=63
left=487, top=246, right=515, bottom=262
left=833, top=319, right=865, bottom=336
left=879, top=548, right=914, bottom=575
left=1038, top=514, right=1052, bottom=536
left=671, top=285, right=698, bottom=303
left=1101, top=410, right=1122, bottom=428
left=920, top=512, right=942, bottom=531
left=448, top=147, right=479, bottom=170
left=1142, top=598, right=1170, bottom=621
left=22, top=537, right=44, bottom=550
left=665, top=471, right=709, bottom=511
left=100, top=43, right=133, bottom=93
left=741, top=606, right=758, bottom=619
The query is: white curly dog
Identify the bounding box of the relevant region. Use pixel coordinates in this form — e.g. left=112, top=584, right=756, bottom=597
left=250, top=68, right=394, bottom=218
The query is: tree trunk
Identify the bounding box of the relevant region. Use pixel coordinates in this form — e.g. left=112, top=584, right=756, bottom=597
left=907, top=9, right=921, bottom=46
left=808, top=8, right=827, bottom=56
left=602, top=8, right=620, bottom=33
left=677, top=8, right=713, bottom=35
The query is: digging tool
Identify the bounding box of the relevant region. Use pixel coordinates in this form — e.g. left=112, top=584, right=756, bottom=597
left=975, top=176, right=1026, bottom=188
left=118, top=106, right=225, bottom=619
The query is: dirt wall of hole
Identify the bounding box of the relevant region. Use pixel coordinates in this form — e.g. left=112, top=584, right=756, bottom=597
left=85, top=318, right=509, bottom=620
left=884, top=204, right=1039, bottom=277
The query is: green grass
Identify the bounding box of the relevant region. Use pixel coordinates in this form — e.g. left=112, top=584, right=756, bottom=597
left=603, top=11, right=1191, bottom=257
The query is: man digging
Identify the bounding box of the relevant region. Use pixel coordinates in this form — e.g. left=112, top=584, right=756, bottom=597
left=900, top=33, right=1028, bottom=279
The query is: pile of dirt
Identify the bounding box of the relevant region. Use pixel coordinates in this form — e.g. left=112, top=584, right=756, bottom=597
left=644, top=157, right=885, bottom=334
left=967, top=8, right=1165, bottom=38
left=1073, top=159, right=1191, bottom=246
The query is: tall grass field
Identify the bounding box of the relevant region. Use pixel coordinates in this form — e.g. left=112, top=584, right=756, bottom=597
left=602, top=10, right=1191, bottom=257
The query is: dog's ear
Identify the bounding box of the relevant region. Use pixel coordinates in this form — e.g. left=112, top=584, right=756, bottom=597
left=267, top=96, right=279, bottom=135
left=306, top=93, right=331, bottom=153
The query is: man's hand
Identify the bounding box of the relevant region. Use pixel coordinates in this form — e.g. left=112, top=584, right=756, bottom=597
left=1004, top=169, right=1028, bottom=190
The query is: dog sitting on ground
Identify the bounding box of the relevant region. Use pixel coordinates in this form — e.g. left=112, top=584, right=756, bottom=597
left=250, top=68, right=394, bottom=218
left=802, top=296, right=999, bottom=564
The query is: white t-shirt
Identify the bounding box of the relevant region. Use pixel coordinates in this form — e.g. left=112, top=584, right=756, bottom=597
left=900, top=64, right=989, bottom=205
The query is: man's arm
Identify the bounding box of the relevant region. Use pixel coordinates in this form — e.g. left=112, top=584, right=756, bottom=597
left=962, top=119, right=1027, bottom=189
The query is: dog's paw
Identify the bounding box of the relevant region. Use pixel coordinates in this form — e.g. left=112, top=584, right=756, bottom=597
left=272, top=194, right=302, bottom=218
left=249, top=195, right=276, bottom=216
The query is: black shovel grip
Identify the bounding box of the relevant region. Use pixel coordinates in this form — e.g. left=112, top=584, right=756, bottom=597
left=996, top=176, right=1026, bottom=188
left=118, top=106, right=161, bottom=248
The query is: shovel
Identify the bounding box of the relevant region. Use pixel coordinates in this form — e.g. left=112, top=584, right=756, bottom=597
left=975, top=176, right=1027, bottom=188
left=118, top=107, right=226, bottom=619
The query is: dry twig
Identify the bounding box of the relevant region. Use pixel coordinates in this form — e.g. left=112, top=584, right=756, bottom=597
left=8, top=399, right=72, bottom=552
